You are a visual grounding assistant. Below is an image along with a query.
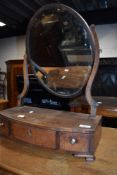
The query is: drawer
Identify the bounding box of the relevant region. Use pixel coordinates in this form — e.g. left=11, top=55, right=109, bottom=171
left=60, top=132, right=89, bottom=152
left=11, top=122, right=56, bottom=149
left=0, top=117, right=10, bottom=136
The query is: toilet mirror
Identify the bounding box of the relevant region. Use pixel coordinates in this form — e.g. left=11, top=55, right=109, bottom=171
left=26, top=4, right=95, bottom=98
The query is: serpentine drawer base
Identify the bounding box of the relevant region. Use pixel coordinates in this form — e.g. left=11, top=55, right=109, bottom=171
left=0, top=106, right=102, bottom=161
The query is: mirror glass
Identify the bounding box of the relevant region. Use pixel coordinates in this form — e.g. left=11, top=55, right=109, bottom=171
left=26, top=4, right=95, bottom=98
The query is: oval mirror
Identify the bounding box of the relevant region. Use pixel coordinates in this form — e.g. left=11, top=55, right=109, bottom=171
left=26, top=4, right=95, bottom=98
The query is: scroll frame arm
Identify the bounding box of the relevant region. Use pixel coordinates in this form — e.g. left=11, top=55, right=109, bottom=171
left=85, top=25, right=100, bottom=118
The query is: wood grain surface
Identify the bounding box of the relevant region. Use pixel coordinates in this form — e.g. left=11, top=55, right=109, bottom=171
left=0, top=106, right=101, bottom=132
left=0, top=127, right=116, bottom=175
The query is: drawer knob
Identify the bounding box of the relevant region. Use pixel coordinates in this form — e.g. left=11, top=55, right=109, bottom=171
left=27, top=129, right=32, bottom=136
left=70, top=138, right=78, bottom=145
left=0, top=122, right=4, bottom=127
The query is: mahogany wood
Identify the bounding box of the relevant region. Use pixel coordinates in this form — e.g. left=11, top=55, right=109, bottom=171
left=0, top=106, right=101, bottom=160
left=11, top=122, right=56, bottom=149
left=85, top=25, right=100, bottom=118
left=0, top=127, right=116, bottom=175
left=4, top=6, right=101, bottom=161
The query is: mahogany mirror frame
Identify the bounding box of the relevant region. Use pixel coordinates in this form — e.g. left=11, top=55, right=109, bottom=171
left=18, top=4, right=100, bottom=118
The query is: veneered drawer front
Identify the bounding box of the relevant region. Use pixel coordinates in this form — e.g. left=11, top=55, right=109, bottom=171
left=11, top=122, right=56, bottom=149
left=60, top=132, right=89, bottom=152
left=0, top=117, right=10, bottom=136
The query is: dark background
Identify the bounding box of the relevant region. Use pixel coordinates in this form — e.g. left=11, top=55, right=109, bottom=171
left=0, top=0, right=117, bottom=38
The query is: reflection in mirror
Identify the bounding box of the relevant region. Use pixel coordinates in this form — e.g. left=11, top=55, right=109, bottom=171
left=27, top=4, right=95, bottom=97
left=36, top=66, right=91, bottom=95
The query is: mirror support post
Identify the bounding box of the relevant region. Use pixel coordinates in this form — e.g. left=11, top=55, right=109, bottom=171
left=85, top=25, right=100, bottom=118
left=17, top=53, right=29, bottom=106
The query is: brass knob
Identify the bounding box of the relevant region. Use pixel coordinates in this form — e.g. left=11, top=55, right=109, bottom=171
left=70, top=138, right=78, bottom=145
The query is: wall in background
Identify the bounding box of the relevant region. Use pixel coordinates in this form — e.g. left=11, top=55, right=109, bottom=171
left=0, top=35, right=25, bottom=72
left=96, top=23, right=117, bottom=58
left=0, top=24, right=117, bottom=72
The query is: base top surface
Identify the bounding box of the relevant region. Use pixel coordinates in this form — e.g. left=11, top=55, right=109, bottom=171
left=0, top=106, right=101, bottom=132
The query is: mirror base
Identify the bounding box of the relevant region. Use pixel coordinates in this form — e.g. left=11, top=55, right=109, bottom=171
left=0, top=106, right=101, bottom=161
